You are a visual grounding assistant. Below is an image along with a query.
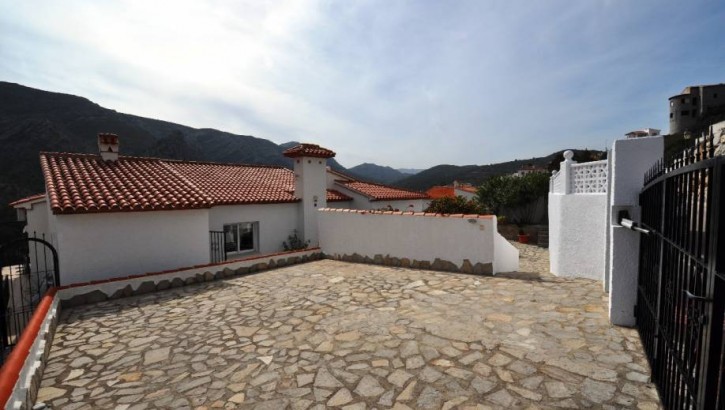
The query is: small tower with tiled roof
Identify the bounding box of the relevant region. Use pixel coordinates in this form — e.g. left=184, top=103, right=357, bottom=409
left=283, top=143, right=336, bottom=246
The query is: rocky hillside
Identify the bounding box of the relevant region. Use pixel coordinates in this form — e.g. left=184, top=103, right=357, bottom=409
left=347, top=163, right=407, bottom=184
left=394, top=149, right=606, bottom=191
left=0, top=82, right=348, bottom=241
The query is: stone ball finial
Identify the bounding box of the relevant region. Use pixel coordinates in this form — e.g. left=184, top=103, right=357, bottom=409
left=563, top=150, right=574, bottom=160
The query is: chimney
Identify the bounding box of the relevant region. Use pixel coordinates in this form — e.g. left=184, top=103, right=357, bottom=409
left=282, top=143, right=336, bottom=246
left=98, top=133, right=119, bottom=162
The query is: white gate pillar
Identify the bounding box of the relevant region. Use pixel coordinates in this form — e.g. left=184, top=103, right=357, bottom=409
left=608, top=136, right=664, bottom=326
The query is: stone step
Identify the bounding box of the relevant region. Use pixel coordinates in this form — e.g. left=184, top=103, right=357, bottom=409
left=538, top=229, right=549, bottom=248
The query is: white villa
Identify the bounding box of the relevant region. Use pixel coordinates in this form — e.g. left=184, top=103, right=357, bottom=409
left=10, top=134, right=430, bottom=284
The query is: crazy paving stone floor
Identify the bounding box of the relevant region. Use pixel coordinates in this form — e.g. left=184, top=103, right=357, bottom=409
left=37, top=243, right=661, bottom=409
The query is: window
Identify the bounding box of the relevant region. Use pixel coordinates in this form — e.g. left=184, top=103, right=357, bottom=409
left=681, top=110, right=689, bottom=116
left=224, top=222, right=258, bottom=253
left=670, top=112, right=674, bottom=119
left=692, top=97, right=698, bottom=105
left=715, top=93, right=719, bottom=99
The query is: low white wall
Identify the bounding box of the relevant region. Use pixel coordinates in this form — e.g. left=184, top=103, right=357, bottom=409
left=548, top=193, right=607, bottom=279
left=208, top=203, right=299, bottom=254
left=6, top=293, right=59, bottom=410
left=58, top=248, right=322, bottom=300
left=494, top=232, right=519, bottom=273
left=372, top=199, right=429, bottom=212
left=318, top=209, right=518, bottom=274
left=55, top=209, right=210, bottom=284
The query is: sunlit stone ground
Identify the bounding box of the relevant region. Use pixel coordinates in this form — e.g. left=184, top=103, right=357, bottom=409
left=37, top=243, right=660, bottom=409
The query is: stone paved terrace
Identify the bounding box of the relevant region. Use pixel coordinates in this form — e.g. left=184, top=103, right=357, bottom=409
left=36, top=244, right=660, bottom=409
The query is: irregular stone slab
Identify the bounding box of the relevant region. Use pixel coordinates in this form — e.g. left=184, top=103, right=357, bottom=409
left=387, top=370, right=413, bottom=388
left=416, top=386, right=443, bottom=409
left=487, top=389, right=515, bottom=407
left=143, top=347, right=170, bottom=365
left=234, top=326, right=260, bottom=337
left=354, top=375, right=384, bottom=397
left=327, top=388, right=353, bottom=406
left=582, top=378, right=616, bottom=403
left=37, top=387, right=66, bottom=402
left=315, top=367, right=343, bottom=389
left=228, top=392, right=245, bottom=403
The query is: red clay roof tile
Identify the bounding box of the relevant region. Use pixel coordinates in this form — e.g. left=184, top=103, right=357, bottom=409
left=8, top=193, right=46, bottom=207
left=283, top=143, right=336, bottom=159
left=426, top=186, right=455, bottom=199
left=326, top=189, right=353, bottom=202
left=35, top=152, right=359, bottom=214
left=337, top=180, right=429, bottom=201
left=39, top=153, right=301, bottom=214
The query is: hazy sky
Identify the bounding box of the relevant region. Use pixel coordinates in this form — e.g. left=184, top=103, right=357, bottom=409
left=1, top=1, right=723, bottom=168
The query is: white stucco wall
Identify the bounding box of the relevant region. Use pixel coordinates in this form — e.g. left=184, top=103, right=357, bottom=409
left=454, top=189, right=477, bottom=200
left=208, top=203, right=299, bottom=256
left=23, top=200, right=50, bottom=240
left=548, top=193, right=607, bottom=279
left=318, top=209, right=518, bottom=274
left=372, top=199, right=429, bottom=212
left=608, top=135, right=664, bottom=326
left=54, top=209, right=210, bottom=285
left=293, top=158, right=329, bottom=246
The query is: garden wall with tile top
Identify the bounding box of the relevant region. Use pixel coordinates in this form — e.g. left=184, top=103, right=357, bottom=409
left=0, top=289, right=60, bottom=410
left=57, top=248, right=323, bottom=308
left=318, top=209, right=519, bottom=274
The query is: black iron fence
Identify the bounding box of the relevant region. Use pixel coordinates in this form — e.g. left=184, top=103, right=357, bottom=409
left=636, top=134, right=724, bottom=409
left=210, top=231, right=226, bottom=264
left=0, top=232, right=59, bottom=364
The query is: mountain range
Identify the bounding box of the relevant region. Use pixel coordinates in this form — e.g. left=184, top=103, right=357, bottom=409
left=0, top=81, right=602, bottom=241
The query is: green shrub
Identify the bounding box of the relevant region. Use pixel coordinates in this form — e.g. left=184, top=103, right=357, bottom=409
left=282, top=230, right=310, bottom=251
left=476, top=173, right=549, bottom=224
left=424, top=196, right=484, bottom=214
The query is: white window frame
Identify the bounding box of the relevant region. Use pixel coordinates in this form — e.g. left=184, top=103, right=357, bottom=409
left=223, top=221, right=259, bottom=255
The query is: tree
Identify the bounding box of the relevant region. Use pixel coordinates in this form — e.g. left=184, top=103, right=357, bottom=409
left=424, top=196, right=484, bottom=214
left=476, top=173, right=549, bottom=224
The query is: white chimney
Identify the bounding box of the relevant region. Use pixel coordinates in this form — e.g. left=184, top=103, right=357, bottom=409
left=98, top=133, right=119, bottom=162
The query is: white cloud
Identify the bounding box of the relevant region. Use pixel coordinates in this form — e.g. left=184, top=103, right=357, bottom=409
left=1, top=0, right=724, bottom=168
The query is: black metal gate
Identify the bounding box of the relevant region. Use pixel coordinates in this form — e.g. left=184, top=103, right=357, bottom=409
left=210, top=230, right=226, bottom=264
left=636, top=135, right=724, bottom=409
left=0, top=234, right=60, bottom=364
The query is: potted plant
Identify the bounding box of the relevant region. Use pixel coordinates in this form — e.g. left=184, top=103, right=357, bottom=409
left=517, top=227, right=529, bottom=244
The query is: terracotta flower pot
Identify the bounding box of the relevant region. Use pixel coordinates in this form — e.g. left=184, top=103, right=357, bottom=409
left=518, top=234, right=530, bottom=244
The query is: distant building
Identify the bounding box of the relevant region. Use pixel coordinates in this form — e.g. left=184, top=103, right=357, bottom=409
left=425, top=181, right=477, bottom=200
left=513, top=164, right=547, bottom=177
left=669, top=83, right=725, bottom=134
left=625, top=128, right=660, bottom=139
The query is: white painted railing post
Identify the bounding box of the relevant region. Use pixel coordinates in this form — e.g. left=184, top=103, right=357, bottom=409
left=561, top=150, right=575, bottom=194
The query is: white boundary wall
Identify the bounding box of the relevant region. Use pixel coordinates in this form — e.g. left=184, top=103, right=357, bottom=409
left=549, top=152, right=608, bottom=279
left=318, top=209, right=518, bottom=274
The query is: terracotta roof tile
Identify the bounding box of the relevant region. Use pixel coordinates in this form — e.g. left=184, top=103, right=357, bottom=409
left=456, top=185, right=477, bottom=193
left=39, top=153, right=300, bottom=214
left=326, top=189, right=353, bottom=202
left=8, top=193, right=46, bottom=207
left=337, top=180, right=429, bottom=201
left=283, top=143, right=336, bottom=159
left=426, top=186, right=455, bottom=199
